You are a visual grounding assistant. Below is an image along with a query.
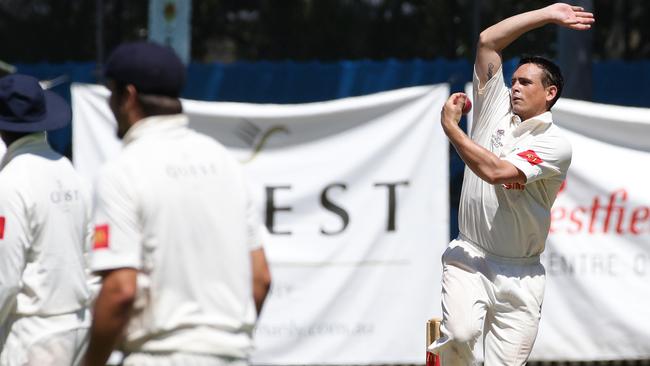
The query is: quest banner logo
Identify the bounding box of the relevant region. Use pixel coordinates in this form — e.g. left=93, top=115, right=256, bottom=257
left=236, top=119, right=289, bottom=163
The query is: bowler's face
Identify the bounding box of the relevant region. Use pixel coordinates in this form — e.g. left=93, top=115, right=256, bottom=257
left=510, top=64, right=554, bottom=121
left=106, top=80, right=130, bottom=139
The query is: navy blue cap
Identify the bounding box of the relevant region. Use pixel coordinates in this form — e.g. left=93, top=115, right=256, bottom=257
left=0, top=74, right=71, bottom=132
left=104, top=41, right=186, bottom=97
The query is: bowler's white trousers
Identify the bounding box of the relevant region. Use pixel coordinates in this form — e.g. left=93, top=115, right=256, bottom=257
left=428, top=236, right=545, bottom=366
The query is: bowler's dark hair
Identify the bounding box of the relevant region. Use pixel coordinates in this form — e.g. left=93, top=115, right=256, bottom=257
left=517, top=56, right=564, bottom=109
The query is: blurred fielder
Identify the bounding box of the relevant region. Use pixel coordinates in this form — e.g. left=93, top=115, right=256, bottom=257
left=0, top=74, right=94, bottom=366
left=83, top=42, right=272, bottom=366
left=428, top=3, right=594, bottom=365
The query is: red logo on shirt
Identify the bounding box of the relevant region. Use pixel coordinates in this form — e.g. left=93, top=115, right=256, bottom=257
left=94, top=224, right=110, bottom=250
left=503, top=183, right=526, bottom=190
left=0, top=216, right=5, bottom=239
left=517, top=150, right=543, bottom=166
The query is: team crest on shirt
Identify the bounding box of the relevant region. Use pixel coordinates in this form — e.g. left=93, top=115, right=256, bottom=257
left=517, top=150, right=544, bottom=165
left=93, top=224, right=110, bottom=250
left=490, top=129, right=505, bottom=149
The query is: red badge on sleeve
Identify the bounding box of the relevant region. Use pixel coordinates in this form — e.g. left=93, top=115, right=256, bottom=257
left=93, top=224, right=110, bottom=250
left=517, top=150, right=543, bottom=166
left=0, top=216, right=5, bottom=239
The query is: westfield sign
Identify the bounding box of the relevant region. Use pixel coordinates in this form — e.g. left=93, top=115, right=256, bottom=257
left=550, top=182, right=650, bottom=235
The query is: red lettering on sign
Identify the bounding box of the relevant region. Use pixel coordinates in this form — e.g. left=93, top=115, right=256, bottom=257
left=551, top=188, right=650, bottom=236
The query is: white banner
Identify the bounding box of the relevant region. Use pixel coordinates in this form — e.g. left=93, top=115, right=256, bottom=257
left=72, top=84, right=450, bottom=364
left=532, top=99, right=650, bottom=361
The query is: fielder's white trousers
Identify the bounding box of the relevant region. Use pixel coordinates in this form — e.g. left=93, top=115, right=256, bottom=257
left=428, top=237, right=545, bottom=366
left=0, top=309, right=90, bottom=366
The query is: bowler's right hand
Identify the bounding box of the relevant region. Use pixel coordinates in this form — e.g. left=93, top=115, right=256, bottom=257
left=546, top=3, right=595, bottom=30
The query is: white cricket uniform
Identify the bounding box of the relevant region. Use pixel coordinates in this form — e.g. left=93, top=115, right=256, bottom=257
left=91, top=114, right=264, bottom=364
left=428, top=66, right=572, bottom=365
left=0, top=133, right=93, bottom=366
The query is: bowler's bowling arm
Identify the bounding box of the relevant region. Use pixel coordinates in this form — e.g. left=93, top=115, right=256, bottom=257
left=476, top=3, right=595, bottom=86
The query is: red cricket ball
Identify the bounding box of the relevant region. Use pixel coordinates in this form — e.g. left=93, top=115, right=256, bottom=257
left=462, top=97, right=472, bottom=115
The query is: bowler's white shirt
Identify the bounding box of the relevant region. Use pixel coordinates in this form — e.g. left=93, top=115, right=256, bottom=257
left=0, top=133, right=92, bottom=324
left=458, top=67, right=572, bottom=258
left=91, top=115, right=264, bottom=358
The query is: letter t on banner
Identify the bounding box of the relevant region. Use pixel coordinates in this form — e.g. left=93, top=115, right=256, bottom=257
left=148, top=0, right=192, bottom=64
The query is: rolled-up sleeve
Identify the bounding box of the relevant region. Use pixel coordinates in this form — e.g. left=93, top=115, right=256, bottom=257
left=245, top=184, right=266, bottom=251
left=91, top=163, right=143, bottom=272
left=503, top=134, right=572, bottom=184
left=0, top=182, right=27, bottom=325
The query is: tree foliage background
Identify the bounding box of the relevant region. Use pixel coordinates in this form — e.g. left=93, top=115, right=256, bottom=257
left=0, top=0, right=647, bottom=63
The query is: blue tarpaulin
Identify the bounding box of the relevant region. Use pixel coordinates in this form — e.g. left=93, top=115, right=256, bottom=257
left=14, top=58, right=650, bottom=238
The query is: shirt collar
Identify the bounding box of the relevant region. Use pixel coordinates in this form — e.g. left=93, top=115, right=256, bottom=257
left=122, top=114, right=189, bottom=146
left=510, top=111, right=553, bottom=135
left=0, top=132, right=49, bottom=169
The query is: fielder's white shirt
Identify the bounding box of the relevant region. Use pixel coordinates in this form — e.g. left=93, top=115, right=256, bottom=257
left=0, top=133, right=92, bottom=324
left=458, top=66, right=572, bottom=258
left=91, top=114, right=264, bottom=358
